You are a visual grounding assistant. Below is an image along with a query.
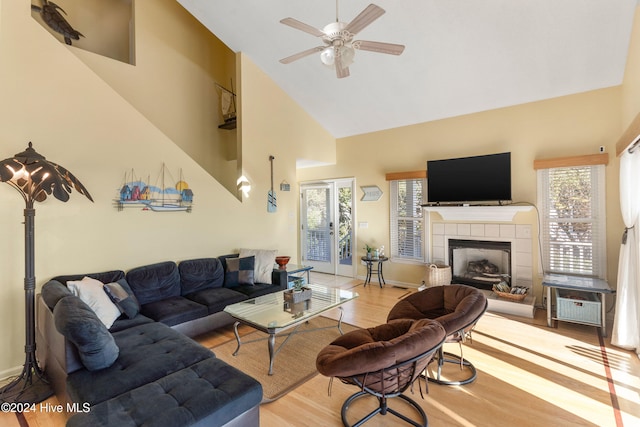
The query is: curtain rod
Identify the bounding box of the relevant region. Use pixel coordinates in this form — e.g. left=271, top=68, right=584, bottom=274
left=628, top=135, right=640, bottom=154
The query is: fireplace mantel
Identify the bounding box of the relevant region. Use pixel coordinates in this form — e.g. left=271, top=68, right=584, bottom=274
left=423, top=205, right=533, bottom=222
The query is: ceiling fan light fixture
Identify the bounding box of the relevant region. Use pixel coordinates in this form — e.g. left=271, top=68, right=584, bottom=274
left=339, top=45, right=355, bottom=68
left=320, top=46, right=335, bottom=67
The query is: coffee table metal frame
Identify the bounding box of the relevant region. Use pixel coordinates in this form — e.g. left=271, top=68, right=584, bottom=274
left=224, top=284, right=358, bottom=375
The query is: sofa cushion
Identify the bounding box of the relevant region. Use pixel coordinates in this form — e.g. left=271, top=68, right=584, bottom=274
left=224, top=256, right=255, bottom=287
left=41, top=280, right=73, bottom=309
left=178, top=258, right=225, bottom=295
left=67, top=277, right=121, bottom=329
left=104, top=279, right=140, bottom=319
left=66, top=357, right=262, bottom=427
left=109, top=314, right=155, bottom=333
left=184, top=287, right=247, bottom=314
left=234, top=282, right=283, bottom=299
left=239, top=248, right=277, bottom=284
left=54, top=296, right=119, bottom=372
left=53, top=270, right=126, bottom=288
left=140, top=296, right=208, bottom=327
left=126, top=261, right=181, bottom=305
left=66, top=322, right=214, bottom=405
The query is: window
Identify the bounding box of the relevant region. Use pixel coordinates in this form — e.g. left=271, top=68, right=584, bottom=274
left=537, top=164, right=606, bottom=277
left=390, top=178, right=426, bottom=262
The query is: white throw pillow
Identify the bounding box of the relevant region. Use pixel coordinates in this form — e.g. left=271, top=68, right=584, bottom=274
left=239, top=249, right=277, bottom=284
left=67, top=276, right=121, bottom=329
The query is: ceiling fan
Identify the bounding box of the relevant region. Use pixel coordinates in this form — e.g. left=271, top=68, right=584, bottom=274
left=279, top=2, right=405, bottom=78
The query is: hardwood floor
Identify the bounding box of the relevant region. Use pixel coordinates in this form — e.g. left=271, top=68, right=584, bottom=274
left=3, top=273, right=638, bottom=426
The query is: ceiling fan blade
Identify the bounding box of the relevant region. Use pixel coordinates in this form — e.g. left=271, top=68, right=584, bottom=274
left=343, top=4, right=385, bottom=35
left=353, top=40, right=405, bottom=55
left=280, top=18, right=325, bottom=37
left=280, top=46, right=325, bottom=64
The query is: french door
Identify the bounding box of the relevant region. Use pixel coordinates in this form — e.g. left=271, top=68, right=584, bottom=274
left=300, top=179, right=354, bottom=276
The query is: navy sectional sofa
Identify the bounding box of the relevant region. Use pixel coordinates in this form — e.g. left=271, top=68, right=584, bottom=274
left=36, top=255, right=287, bottom=427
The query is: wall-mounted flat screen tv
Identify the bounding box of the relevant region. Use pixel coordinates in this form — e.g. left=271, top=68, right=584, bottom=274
left=426, top=152, right=511, bottom=204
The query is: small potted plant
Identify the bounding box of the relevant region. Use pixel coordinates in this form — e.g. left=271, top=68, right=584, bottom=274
left=292, top=277, right=305, bottom=291
left=364, top=244, right=373, bottom=259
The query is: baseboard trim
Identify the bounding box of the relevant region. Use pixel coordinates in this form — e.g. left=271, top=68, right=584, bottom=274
left=0, top=365, right=23, bottom=384
left=355, top=275, right=421, bottom=289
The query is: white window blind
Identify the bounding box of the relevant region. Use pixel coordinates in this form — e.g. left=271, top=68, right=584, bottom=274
left=390, top=179, right=425, bottom=262
left=537, top=165, right=606, bottom=277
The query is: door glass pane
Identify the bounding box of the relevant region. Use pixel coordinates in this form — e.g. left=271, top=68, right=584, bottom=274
left=338, top=186, right=353, bottom=266
left=305, top=188, right=331, bottom=262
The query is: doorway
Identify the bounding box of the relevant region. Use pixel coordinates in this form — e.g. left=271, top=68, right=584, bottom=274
left=300, top=179, right=355, bottom=277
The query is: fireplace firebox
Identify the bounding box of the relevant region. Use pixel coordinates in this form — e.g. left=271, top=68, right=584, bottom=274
left=448, top=239, right=511, bottom=290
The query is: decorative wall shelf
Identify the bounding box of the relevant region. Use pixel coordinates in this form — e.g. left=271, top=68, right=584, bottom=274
left=422, top=205, right=533, bottom=222
left=218, top=118, right=236, bottom=130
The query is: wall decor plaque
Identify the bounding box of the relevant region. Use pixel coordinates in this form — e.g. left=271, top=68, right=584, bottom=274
left=360, top=185, right=383, bottom=201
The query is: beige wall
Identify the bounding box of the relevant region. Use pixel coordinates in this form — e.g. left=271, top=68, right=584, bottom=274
left=68, top=0, right=240, bottom=197
left=298, top=88, right=624, bottom=301
left=622, top=7, right=640, bottom=129
left=0, top=1, right=329, bottom=377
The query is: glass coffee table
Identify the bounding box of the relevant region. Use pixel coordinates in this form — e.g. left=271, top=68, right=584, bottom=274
left=223, top=284, right=358, bottom=375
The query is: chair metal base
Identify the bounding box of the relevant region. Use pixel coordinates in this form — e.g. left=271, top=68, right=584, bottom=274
left=341, top=390, right=428, bottom=427
left=427, top=348, right=477, bottom=386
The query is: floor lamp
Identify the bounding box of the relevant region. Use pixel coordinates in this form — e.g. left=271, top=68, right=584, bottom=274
left=0, top=142, right=93, bottom=404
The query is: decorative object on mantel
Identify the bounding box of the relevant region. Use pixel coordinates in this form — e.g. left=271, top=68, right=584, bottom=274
left=492, top=282, right=528, bottom=302
left=216, top=80, right=237, bottom=130
left=0, top=142, right=93, bottom=404
left=360, top=185, right=382, bottom=201
left=267, top=155, right=277, bottom=213
left=114, top=164, right=193, bottom=212
left=32, top=0, right=84, bottom=45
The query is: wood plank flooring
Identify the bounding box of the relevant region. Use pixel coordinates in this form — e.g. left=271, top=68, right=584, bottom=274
left=2, top=273, right=638, bottom=427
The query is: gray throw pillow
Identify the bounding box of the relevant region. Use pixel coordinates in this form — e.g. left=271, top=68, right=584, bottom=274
left=224, top=256, right=255, bottom=286
left=54, top=295, right=119, bottom=371
left=103, top=279, right=140, bottom=319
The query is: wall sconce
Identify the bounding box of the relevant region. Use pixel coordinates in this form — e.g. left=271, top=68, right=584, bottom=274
left=237, top=175, right=251, bottom=197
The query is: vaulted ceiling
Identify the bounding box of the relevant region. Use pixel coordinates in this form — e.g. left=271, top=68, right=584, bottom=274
left=178, top=0, right=637, bottom=138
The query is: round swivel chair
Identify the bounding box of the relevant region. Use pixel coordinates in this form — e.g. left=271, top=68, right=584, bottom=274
left=316, top=318, right=446, bottom=427
left=387, top=284, right=487, bottom=386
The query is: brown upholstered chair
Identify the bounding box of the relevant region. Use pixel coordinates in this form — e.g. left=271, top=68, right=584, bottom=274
left=316, top=318, right=446, bottom=427
left=387, top=284, right=487, bottom=385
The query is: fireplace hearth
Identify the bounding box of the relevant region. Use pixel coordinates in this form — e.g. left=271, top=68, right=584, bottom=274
left=449, top=239, right=511, bottom=290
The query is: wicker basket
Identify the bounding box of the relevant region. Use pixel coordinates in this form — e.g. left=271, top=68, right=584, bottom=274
left=424, top=263, right=452, bottom=287
left=492, top=286, right=527, bottom=301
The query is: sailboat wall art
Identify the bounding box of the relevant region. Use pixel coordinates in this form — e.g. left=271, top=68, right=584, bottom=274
left=115, top=164, right=193, bottom=213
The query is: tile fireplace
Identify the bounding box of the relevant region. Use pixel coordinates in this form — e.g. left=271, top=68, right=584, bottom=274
left=429, top=220, right=534, bottom=292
